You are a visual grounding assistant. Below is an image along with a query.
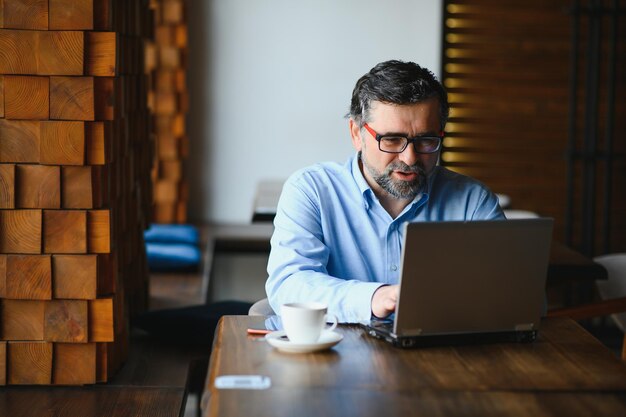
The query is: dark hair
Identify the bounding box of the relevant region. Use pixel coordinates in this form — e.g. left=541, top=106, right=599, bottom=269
left=349, top=60, right=449, bottom=130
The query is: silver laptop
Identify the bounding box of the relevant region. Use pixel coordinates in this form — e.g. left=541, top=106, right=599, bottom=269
left=364, top=218, right=553, bottom=348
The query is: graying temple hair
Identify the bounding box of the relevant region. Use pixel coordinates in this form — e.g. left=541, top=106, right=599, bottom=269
left=348, top=60, right=449, bottom=130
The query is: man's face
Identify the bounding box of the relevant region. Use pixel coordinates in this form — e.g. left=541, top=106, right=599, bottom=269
left=349, top=99, right=442, bottom=200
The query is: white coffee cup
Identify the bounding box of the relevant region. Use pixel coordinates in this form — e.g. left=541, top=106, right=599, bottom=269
left=280, top=302, right=338, bottom=344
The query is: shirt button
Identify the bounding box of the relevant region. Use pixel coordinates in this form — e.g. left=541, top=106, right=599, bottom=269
left=391, top=264, right=398, bottom=271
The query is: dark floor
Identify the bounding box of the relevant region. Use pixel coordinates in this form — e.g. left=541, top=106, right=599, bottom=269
left=581, top=319, right=624, bottom=358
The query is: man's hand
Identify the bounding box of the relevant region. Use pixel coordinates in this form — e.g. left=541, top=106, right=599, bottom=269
left=371, top=284, right=399, bottom=318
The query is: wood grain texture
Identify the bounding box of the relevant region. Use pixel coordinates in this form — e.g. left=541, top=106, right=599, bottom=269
left=43, top=210, right=87, bottom=254
left=87, top=210, right=110, bottom=253
left=53, top=342, right=96, bottom=385
left=0, top=120, right=40, bottom=163
left=0, top=209, right=42, bottom=253
left=50, top=76, right=94, bottom=121
left=85, top=31, right=116, bottom=76
left=0, top=386, right=185, bottom=414
left=209, top=317, right=626, bottom=394
left=62, top=166, right=93, bottom=208
left=52, top=254, right=97, bottom=299
left=93, top=0, right=112, bottom=31
left=6, top=254, right=51, bottom=300
left=209, top=389, right=626, bottom=417
left=0, top=75, right=4, bottom=117
left=44, top=299, right=88, bottom=342
left=40, top=121, right=85, bottom=165
left=15, top=164, right=61, bottom=209
left=0, top=29, right=38, bottom=73
left=96, top=329, right=127, bottom=384
left=49, top=0, right=93, bottom=30
left=0, top=0, right=48, bottom=30
left=4, top=75, right=49, bottom=119
left=85, top=121, right=107, bottom=165
left=89, top=298, right=114, bottom=342
left=0, top=0, right=154, bottom=389
left=1, top=299, right=45, bottom=340
left=0, top=30, right=82, bottom=75
left=93, top=76, right=114, bottom=120
left=0, top=162, right=15, bottom=208
left=0, top=254, right=6, bottom=297
left=203, top=317, right=626, bottom=417
left=38, top=31, right=83, bottom=76
left=441, top=0, right=626, bottom=253
left=7, top=341, right=52, bottom=384
left=0, top=341, right=5, bottom=385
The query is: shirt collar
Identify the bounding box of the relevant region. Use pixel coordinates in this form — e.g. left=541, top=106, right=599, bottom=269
left=350, top=152, right=433, bottom=212
left=351, top=152, right=372, bottom=197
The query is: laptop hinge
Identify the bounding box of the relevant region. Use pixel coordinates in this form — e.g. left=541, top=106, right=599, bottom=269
left=515, top=323, right=535, bottom=331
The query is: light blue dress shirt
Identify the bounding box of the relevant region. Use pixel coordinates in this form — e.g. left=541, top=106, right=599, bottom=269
left=266, top=153, right=505, bottom=323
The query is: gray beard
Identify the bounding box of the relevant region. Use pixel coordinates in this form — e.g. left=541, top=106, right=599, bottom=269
left=359, top=151, right=426, bottom=200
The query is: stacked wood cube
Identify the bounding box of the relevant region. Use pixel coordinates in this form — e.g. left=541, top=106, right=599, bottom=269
left=146, top=0, right=188, bottom=223
left=0, top=0, right=152, bottom=385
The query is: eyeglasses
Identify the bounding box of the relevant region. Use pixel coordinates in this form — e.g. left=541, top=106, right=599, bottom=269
left=363, top=123, right=444, bottom=154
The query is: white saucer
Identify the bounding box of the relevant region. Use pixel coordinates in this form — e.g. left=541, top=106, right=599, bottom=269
left=265, top=330, right=343, bottom=353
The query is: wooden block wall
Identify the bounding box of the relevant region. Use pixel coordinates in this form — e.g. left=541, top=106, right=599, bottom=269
left=146, top=0, right=188, bottom=223
left=0, top=0, right=152, bottom=385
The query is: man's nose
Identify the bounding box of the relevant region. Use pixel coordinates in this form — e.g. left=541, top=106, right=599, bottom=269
left=398, top=142, right=419, bottom=166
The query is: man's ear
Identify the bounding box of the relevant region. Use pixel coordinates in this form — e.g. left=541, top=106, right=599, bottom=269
left=349, top=119, right=363, bottom=152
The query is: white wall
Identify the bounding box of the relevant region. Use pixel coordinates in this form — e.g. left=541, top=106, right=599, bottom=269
left=187, top=0, right=442, bottom=222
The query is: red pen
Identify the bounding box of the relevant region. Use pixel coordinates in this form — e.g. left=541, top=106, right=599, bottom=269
left=246, top=328, right=272, bottom=335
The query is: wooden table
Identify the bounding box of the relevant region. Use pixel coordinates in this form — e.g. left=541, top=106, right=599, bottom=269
left=201, top=316, right=626, bottom=417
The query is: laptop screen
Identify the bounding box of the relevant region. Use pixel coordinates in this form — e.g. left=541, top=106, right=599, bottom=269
left=393, top=219, right=553, bottom=337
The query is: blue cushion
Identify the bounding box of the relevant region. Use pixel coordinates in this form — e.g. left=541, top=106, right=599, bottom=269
left=146, top=242, right=201, bottom=272
left=144, top=224, right=200, bottom=245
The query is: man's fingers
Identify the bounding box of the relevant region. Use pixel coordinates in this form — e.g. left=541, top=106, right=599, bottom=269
left=371, top=284, right=400, bottom=318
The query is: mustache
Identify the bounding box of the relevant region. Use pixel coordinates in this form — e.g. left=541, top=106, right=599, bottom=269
left=383, top=161, right=425, bottom=176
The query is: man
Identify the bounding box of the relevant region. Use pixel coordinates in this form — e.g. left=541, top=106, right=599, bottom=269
left=266, top=60, right=504, bottom=323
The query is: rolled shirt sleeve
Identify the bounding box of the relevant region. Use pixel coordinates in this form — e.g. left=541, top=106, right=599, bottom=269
left=266, top=173, right=384, bottom=323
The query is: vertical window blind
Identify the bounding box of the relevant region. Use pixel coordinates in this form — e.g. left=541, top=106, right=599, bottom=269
left=441, top=0, right=626, bottom=254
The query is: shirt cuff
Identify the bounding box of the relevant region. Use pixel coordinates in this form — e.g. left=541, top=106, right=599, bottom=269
left=342, top=282, right=387, bottom=323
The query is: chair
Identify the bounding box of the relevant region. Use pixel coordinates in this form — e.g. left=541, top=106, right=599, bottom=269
left=503, top=209, right=540, bottom=219
left=249, top=298, right=275, bottom=316
left=595, top=254, right=626, bottom=332
left=549, top=253, right=626, bottom=359
left=496, top=193, right=511, bottom=209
